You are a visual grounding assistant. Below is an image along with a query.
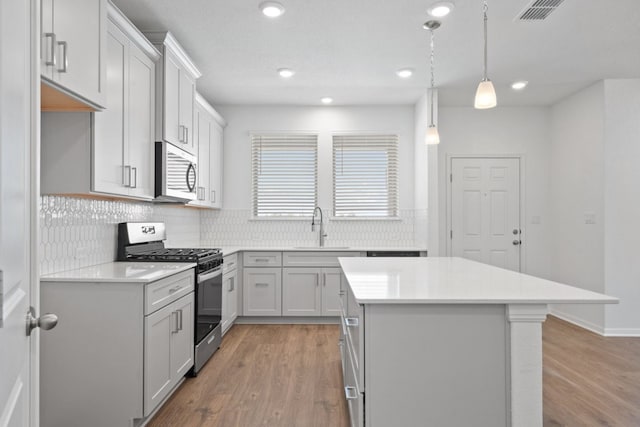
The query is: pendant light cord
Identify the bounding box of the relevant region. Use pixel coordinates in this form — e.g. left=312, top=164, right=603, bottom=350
left=483, top=1, right=488, bottom=81
left=429, top=28, right=435, bottom=126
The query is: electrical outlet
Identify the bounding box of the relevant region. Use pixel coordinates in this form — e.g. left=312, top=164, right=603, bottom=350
left=584, top=212, right=596, bottom=225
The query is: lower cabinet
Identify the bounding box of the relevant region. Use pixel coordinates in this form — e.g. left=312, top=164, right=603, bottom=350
left=144, top=292, right=194, bottom=416
left=243, top=267, right=282, bottom=316
left=282, top=267, right=344, bottom=316
left=40, top=269, right=195, bottom=427
left=222, top=266, right=239, bottom=333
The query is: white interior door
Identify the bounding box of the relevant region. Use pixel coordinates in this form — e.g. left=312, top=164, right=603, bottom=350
left=450, top=157, right=521, bottom=271
left=1, top=0, right=34, bottom=425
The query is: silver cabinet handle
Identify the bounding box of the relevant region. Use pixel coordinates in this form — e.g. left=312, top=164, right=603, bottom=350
left=178, top=309, right=183, bottom=331
left=211, top=190, right=216, bottom=203
left=172, top=311, right=179, bottom=333
left=207, top=333, right=216, bottom=344
left=255, top=282, right=269, bottom=287
left=57, top=40, right=68, bottom=73
left=322, top=273, right=326, bottom=287
left=345, top=317, right=359, bottom=327
left=512, top=240, right=522, bottom=246
left=168, top=285, right=182, bottom=294
left=338, top=290, right=346, bottom=296
left=124, top=165, right=132, bottom=188
left=229, top=277, right=235, bottom=292
left=197, top=186, right=205, bottom=201
left=344, top=386, right=358, bottom=400
left=43, top=33, right=56, bottom=66
left=185, top=127, right=189, bottom=143
left=178, top=125, right=185, bottom=143
left=255, top=258, right=269, bottom=262
left=131, top=167, right=137, bottom=189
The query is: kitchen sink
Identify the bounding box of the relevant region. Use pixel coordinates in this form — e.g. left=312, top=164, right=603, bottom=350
left=292, top=246, right=351, bottom=250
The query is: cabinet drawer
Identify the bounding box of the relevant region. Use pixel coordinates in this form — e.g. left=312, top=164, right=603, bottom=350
left=343, top=286, right=364, bottom=391
left=282, top=251, right=363, bottom=267
left=243, top=251, right=282, bottom=267
left=344, top=345, right=364, bottom=427
left=145, top=269, right=194, bottom=315
left=223, top=253, right=238, bottom=274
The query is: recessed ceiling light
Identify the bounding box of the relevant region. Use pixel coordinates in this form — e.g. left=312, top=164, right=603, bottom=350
left=427, top=2, right=455, bottom=18
left=511, top=81, right=529, bottom=90
left=278, top=68, right=295, bottom=78
left=321, top=97, right=333, bottom=104
left=396, top=68, right=414, bottom=78
left=260, top=1, right=285, bottom=18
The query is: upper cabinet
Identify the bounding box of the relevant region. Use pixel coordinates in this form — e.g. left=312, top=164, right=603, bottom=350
left=145, top=32, right=201, bottom=155
left=41, top=0, right=107, bottom=110
left=190, top=93, right=226, bottom=209
left=41, top=2, right=160, bottom=201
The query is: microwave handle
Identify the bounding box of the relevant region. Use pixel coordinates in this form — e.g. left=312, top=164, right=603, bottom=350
left=186, top=163, right=196, bottom=192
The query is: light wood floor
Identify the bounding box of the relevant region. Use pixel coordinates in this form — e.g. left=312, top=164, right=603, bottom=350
left=148, top=317, right=640, bottom=427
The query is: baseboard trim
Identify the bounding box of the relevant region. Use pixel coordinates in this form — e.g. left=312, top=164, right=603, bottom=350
left=548, top=309, right=605, bottom=336
left=235, top=316, right=339, bottom=325
left=602, top=328, right=640, bottom=337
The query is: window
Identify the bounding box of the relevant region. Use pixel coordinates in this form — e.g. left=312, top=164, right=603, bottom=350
left=251, top=133, right=318, bottom=217
left=333, top=134, right=398, bottom=218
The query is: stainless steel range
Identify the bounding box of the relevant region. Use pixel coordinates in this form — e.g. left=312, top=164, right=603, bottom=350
left=117, top=222, right=222, bottom=375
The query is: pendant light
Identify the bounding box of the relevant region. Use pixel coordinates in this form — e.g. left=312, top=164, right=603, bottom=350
left=424, top=20, right=441, bottom=145
left=474, top=0, right=497, bottom=109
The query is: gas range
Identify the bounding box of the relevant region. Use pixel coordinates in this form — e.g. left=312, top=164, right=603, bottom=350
left=117, top=222, right=222, bottom=275
left=117, top=222, right=223, bottom=375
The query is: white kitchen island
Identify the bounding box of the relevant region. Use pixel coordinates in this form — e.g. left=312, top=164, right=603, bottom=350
left=337, top=257, right=617, bottom=427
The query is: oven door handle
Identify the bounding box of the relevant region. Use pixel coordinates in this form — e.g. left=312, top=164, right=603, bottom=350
left=198, top=268, right=222, bottom=283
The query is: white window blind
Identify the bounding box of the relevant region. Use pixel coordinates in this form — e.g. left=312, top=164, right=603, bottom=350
left=333, top=134, right=398, bottom=218
left=251, top=133, right=318, bottom=217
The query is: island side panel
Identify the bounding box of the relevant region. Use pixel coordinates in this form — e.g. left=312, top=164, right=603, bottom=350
left=365, top=304, right=508, bottom=427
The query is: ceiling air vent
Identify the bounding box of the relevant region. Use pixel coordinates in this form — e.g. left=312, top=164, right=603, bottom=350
left=518, top=0, right=565, bottom=21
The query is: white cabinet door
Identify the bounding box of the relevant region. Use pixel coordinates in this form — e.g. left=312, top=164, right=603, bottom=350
left=193, top=104, right=210, bottom=205
left=93, top=21, right=127, bottom=195
left=322, top=268, right=343, bottom=316
left=127, top=42, right=155, bottom=199
left=179, top=70, right=196, bottom=154
left=283, top=268, right=322, bottom=316
left=210, top=120, right=223, bottom=208
left=163, top=49, right=181, bottom=146
left=170, top=293, right=194, bottom=380
left=48, top=0, right=106, bottom=107
left=243, top=268, right=282, bottom=316
left=144, top=301, right=174, bottom=416
left=222, top=269, right=238, bottom=334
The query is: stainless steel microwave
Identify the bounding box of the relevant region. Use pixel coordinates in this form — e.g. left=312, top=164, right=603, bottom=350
left=155, top=141, right=197, bottom=203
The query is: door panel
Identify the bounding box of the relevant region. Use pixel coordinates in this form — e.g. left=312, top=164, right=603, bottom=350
left=451, top=158, right=521, bottom=272
left=0, top=0, right=32, bottom=423
left=282, top=268, right=321, bottom=316
left=163, top=50, right=180, bottom=145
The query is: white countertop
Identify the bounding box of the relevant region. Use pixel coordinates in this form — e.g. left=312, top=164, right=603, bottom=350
left=40, top=262, right=196, bottom=283
left=221, top=246, right=426, bottom=256
left=339, top=257, right=618, bottom=305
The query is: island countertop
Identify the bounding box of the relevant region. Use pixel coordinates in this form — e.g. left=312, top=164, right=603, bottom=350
left=338, top=257, right=618, bottom=305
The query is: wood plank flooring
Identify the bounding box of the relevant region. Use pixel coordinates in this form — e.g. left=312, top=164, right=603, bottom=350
left=148, top=317, right=640, bottom=427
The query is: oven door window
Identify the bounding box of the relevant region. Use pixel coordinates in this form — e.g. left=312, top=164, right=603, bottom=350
left=196, top=270, right=222, bottom=343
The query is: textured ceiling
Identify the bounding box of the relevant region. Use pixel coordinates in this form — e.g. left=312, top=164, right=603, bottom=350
left=112, top=0, right=640, bottom=107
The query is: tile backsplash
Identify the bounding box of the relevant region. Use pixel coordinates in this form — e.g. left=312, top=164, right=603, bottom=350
left=40, top=196, right=427, bottom=275
left=40, top=196, right=200, bottom=275
left=200, top=209, right=425, bottom=249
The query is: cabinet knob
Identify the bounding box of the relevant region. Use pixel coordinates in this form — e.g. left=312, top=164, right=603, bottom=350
left=26, top=307, right=58, bottom=336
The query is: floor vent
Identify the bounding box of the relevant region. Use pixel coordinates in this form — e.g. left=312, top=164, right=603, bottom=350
left=517, top=0, right=565, bottom=21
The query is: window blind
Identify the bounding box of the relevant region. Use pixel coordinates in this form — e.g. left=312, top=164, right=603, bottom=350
left=333, top=134, right=398, bottom=218
left=251, top=133, right=318, bottom=217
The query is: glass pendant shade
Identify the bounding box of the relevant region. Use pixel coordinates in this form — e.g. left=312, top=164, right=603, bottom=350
left=474, top=79, right=497, bottom=109
left=425, top=124, right=440, bottom=145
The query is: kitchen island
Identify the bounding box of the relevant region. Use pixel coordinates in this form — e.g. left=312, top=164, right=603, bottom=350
left=337, top=257, right=617, bottom=427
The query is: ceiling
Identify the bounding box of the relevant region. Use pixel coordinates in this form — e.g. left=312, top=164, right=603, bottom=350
left=112, top=0, right=640, bottom=107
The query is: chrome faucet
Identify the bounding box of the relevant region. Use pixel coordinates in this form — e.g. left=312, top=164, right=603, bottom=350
left=311, top=206, right=328, bottom=247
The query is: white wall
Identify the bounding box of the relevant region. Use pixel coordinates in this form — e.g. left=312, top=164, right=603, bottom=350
left=436, top=106, right=552, bottom=277
left=548, top=82, right=606, bottom=332
left=217, top=105, right=415, bottom=211
left=603, top=79, right=640, bottom=335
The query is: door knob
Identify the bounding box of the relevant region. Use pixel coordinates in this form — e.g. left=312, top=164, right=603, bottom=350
left=26, top=306, right=58, bottom=336
left=512, top=240, right=522, bottom=246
